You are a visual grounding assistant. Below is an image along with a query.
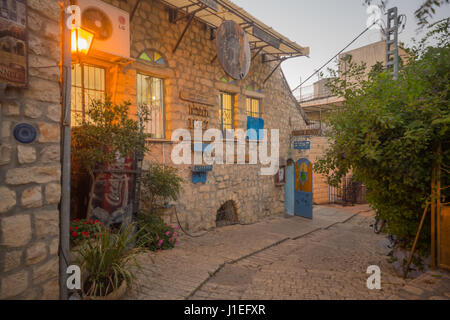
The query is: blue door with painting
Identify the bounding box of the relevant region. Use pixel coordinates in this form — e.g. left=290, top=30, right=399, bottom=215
left=294, top=158, right=313, bottom=219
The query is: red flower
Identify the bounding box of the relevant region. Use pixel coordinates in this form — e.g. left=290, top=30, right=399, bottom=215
left=69, top=227, right=73, bottom=232
left=76, top=219, right=80, bottom=222
left=74, top=227, right=78, bottom=230
left=72, top=232, right=78, bottom=237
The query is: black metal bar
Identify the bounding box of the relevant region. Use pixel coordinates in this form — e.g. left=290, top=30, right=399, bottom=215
left=173, top=5, right=206, bottom=23
left=263, top=55, right=303, bottom=63
left=251, top=46, right=265, bottom=61
left=178, top=2, right=199, bottom=11
left=130, top=0, right=143, bottom=22
left=173, top=13, right=196, bottom=53
left=263, top=60, right=283, bottom=84
left=215, top=0, right=304, bottom=54
left=211, top=54, right=218, bottom=64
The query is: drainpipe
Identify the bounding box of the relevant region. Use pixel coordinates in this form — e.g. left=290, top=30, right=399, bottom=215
left=59, top=0, right=72, bottom=300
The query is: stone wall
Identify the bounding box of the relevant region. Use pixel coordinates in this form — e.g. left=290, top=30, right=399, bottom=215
left=101, top=0, right=309, bottom=231
left=307, top=136, right=330, bottom=204
left=0, top=0, right=61, bottom=299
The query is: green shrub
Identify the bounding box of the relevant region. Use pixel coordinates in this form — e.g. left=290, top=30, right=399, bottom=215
left=141, top=164, right=184, bottom=215
left=137, top=213, right=179, bottom=252
left=314, top=20, right=450, bottom=252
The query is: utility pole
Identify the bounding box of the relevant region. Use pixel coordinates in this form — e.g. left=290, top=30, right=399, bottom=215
left=59, top=0, right=72, bottom=300
left=386, top=7, right=399, bottom=80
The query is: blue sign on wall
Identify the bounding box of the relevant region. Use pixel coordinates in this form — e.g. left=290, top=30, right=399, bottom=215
left=191, top=166, right=213, bottom=184
left=191, top=165, right=213, bottom=173
left=246, top=116, right=264, bottom=140
left=294, top=140, right=311, bottom=150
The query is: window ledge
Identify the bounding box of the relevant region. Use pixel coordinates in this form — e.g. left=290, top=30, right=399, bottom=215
left=147, top=138, right=173, bottom=144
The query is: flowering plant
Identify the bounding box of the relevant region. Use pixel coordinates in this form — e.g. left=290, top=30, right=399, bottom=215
left=70, top=218, right=105, bottom=245
left=137, top=213, right=179, bottom=252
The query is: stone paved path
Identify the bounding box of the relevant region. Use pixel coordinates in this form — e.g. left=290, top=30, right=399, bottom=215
left=125, top=205, right=450, bottom=300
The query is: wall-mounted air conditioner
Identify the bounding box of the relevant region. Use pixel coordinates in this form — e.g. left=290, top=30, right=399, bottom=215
left=77, top=0, right=130, bottom=59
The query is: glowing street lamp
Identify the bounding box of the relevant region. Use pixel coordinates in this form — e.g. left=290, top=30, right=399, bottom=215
left=71, top=27, right=94, bottom=55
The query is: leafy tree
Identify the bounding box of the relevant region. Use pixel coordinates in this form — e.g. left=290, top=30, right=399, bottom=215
left=72, top=99, right=150, bottom=218
left=315, top=20, right=449, bottom=251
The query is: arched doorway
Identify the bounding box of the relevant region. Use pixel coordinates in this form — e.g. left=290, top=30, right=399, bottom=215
left=216, top=200, right=238, bottom=227
left=294, top=158, right=313, bottom=219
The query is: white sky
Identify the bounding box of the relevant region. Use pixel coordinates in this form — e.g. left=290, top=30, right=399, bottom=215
left=232, top=0, right=450, bottom=92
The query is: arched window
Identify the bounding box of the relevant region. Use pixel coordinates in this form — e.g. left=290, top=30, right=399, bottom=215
left=138, top=49, right=166, bottom=65
left=220, top=75, right=236, bottom=85
left=247, top=81, right=261, bottom=93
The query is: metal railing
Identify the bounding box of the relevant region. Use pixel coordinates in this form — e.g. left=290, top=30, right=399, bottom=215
left=329, top=177, right=367, bottom=205
left=295, top=83, right=334, bottom=103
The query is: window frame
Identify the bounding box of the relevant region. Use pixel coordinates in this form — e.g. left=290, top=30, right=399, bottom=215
left=136, top=72, right=166, bottom=140
left=246, top=96, right=262, bottom=119
left=71, top=63, right=106, bottom=126
left=219, top=91, right=235, bottom=133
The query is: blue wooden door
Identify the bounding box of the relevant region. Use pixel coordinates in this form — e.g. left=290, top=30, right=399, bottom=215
left=294, top=158, right=313, bottom=219
left=285, top=163, right=294, bottom=216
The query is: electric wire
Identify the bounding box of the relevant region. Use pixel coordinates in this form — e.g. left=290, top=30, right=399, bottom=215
left=291, top=20, right=377, bottom=93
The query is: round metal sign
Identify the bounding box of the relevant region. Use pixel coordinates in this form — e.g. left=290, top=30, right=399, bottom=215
left=216, top=20, right=251, bottom=80
left=13, top=123, right=37, bottom=144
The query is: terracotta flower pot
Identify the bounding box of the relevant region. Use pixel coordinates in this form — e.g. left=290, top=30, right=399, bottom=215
left=82, top=279, right=128, bottom=300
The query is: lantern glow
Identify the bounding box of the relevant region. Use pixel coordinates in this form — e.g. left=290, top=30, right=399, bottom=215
left=71, top=28, right=94, bottom=55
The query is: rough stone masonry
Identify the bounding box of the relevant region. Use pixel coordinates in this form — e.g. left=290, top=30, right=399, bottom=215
left=0, top=0, right=61, bottom=300
left=99, top=0, right=312, bottom=231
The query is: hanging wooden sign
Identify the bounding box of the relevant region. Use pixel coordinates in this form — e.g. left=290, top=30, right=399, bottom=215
left=198, top=0, right=218, bottom=12
left=292, top=129, right=322, bottom=137
left=252, top=26, right=281, bottom=50
left=216, top=20, right=251, bottom=80
left=0, top=0, right=28, bottom=87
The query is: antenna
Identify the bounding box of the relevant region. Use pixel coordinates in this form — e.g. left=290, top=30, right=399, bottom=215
left=386, top=7, right=399, bottom=80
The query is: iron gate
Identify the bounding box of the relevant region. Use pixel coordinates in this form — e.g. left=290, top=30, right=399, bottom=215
left=328, top=177, right=367, bottom=205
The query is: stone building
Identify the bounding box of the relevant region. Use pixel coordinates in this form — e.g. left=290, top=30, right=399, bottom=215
left=0, top=0, right=310, bottom=299
left=0, top=0, right=61, bottom=300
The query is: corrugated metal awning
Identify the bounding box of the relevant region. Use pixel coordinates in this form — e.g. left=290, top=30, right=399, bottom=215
left=157, top=0, right=310, bottom=59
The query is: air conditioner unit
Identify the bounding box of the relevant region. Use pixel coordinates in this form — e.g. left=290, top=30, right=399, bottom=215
left=77, top=0, right=130, bottom=59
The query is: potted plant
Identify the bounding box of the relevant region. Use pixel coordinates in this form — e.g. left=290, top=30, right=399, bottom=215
left=76, top=223, right=145, bottom=300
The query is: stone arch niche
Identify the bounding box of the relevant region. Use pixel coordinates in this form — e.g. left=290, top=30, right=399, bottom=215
left=216, top=200, right=239, bottom=228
